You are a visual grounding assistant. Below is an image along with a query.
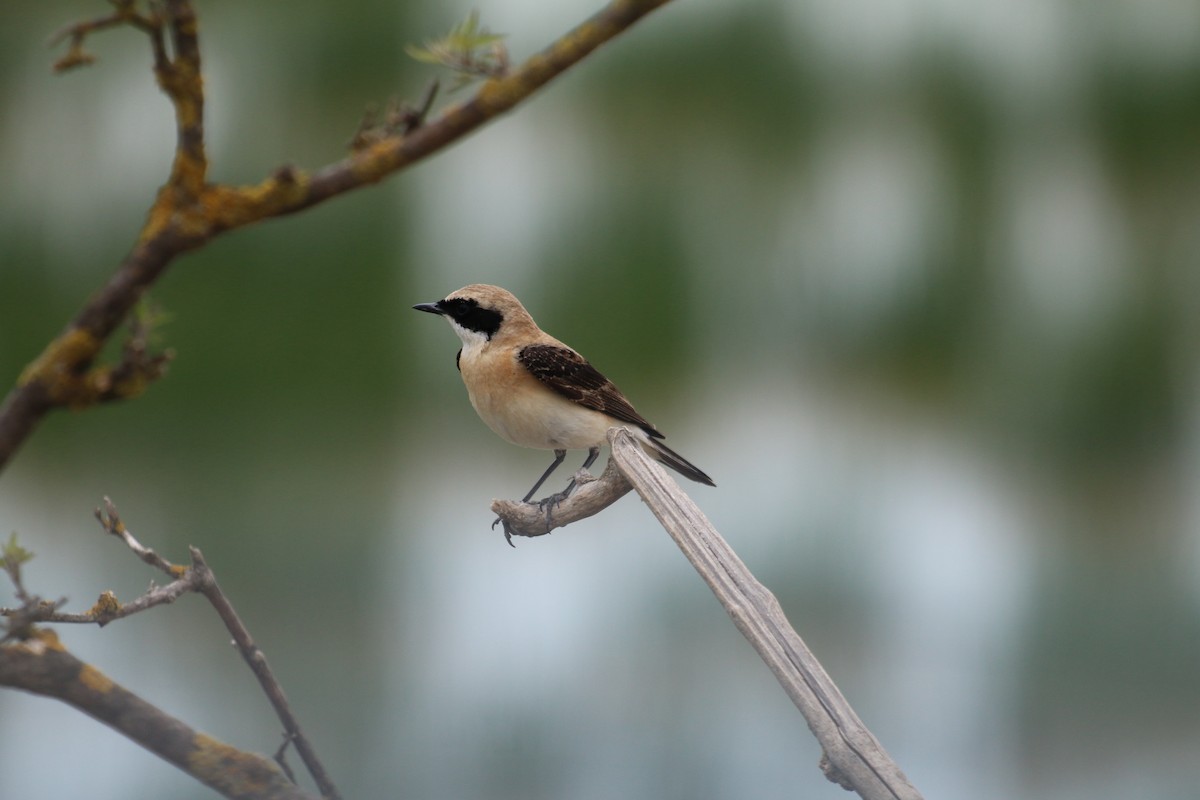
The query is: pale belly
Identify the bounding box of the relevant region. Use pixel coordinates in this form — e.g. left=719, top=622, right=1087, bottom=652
left=467, top=379, right=612, bottom=450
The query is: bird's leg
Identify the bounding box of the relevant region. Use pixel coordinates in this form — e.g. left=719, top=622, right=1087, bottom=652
left=492, top=450, right=568, bottom=543
left=493, top=448, right=602, bottom=543
left=523, top=449, right=567, bottom=502
left=537, top=447, right=601, bottom=513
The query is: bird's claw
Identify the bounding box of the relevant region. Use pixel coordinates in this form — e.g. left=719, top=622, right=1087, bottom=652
left=536, top=491, right=570, bottom=526
left=492, top=515, right=516, bottom=547
left=536, top=492, right=567, bottom=512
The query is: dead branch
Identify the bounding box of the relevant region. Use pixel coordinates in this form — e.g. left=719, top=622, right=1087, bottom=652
left=0, top=498, right=342, bottom=800
left=485, top=427, right=925, bottom=797
left=491, top=456, right=632, bottom=541
left=606, top=428, right=923, bottom=800
left=0, top=630, right=317, bottom=800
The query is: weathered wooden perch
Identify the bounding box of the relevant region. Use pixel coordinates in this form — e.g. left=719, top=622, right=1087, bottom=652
left=491, top=456, right=632, bottom=538
left=493, top=427, right=923, bottom=800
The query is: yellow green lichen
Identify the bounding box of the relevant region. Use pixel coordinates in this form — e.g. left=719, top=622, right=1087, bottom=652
left=78, top=664, right=115, bottom=693
left=17, top=329, right=102, bottom=393
left=188, top=733, right=285, bottom=794
left=86, top=591, right=121, bottom=620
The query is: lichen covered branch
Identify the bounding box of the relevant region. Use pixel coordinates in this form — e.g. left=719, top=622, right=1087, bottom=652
left=0, top=631, right=316, bottom=800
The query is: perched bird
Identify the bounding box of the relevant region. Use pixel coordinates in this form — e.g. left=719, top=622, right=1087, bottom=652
left=413, top=284, right=715, bottom=516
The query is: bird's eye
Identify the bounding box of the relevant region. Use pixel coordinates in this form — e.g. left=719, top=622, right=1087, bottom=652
left=440, top=297, right=502, bottom=338
left=438, top=298, right=475, bottom=319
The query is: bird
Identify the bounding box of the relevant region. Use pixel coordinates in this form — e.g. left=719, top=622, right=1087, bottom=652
left=413, top=284, right=715, bottom=528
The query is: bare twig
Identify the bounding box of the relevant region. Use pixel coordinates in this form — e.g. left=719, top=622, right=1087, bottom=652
left=1, top=583, right=193, bottom=628
left=47, top=0, right=162, bottom=73
left=407, top=79, right=442, bottom=133
left=0, top=631, right=317, bottom=800
left=0, top=504, right=195, bottom=627
left=274, top=737, right=300, bottom=784
left=350, top=80, right=441, bottom=151
left=95, top=496, right=182, bottom=575
left=0, top=0, right=676, bottom=474
left=187, top=546, right=342, bottom=800
left=0, top=535, right=67, bottom=641
left=100, top=499, right=342, bottom=800
left=607, top=428, right=923, bottom=800
left=94, top=306, right=175, bottom=405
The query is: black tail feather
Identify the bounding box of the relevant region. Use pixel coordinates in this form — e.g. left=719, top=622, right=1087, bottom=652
left=645, top=439, right=716, bottom=487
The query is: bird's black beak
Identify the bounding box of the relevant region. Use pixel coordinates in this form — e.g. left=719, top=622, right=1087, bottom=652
left=412, top=302, right=445, bottom=315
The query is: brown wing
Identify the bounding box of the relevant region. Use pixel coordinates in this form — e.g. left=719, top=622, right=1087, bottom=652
left=518, top=344, right=664, bottom=439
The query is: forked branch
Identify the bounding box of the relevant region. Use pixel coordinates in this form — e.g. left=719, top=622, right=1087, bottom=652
left=0, top=499, right=341, bottom=800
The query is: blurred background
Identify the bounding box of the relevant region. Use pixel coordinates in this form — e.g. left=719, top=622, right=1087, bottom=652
left=2, top=0, right=1200, bottom=798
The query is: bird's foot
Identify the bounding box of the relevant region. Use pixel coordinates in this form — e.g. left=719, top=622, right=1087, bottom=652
left=491, top=515, right=516, bottom=547
left=535, top=489, right=572, bottom=528
left=537, top=491, right=569, bottom=510
left=537, top=490, right=569, bottom=512
left=493, top=477, right=590, bottom=546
